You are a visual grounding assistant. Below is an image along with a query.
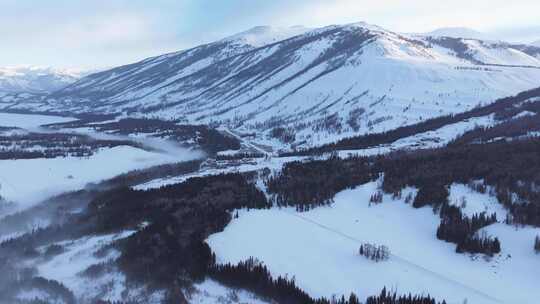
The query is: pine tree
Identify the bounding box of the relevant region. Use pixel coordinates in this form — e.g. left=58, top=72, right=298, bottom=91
left=348, top=293, right=360, bottom=304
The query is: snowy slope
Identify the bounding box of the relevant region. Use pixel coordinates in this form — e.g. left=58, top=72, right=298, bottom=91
left=21, top=229, right=269, bottom=303
left=189, top=280, right=270, bottom=304
left=208, top=181, right=540, bottom=304
left=19, top=230, right=166, bottom=303
left=36, top=231, right=137, bottom=302
left=533, top=40, right=540, bottom=47
left=222, top=25, right=310, bottom=47
left=5, top=22, right=540, bottom=149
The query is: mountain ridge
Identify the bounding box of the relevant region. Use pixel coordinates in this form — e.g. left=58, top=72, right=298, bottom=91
left=3, top=22, right=540, bottom=150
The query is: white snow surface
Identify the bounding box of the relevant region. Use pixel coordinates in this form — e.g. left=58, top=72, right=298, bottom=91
left=16, top=288, right=64, bottom=304
left=449, top=183, right=508, bottom=219
left=0, top=112, right=75, bottom=129
left=337, top=114, right=494, bottom=158
left=34, top=230, right=165, bottom=303
left=37, top=231, right=135, bottom=300
left=0, top=113, right=201, bottom=216
left=0, top=112, right=209, bottom=263
left=134, top=156, right=298, bottom=191
left=208, top=181, right=540, bottom=304
left=0, top=145, right=196, bottom=213
left=188, top=279, right=270, bottom=304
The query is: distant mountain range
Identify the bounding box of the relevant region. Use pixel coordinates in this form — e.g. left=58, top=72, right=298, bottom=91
left=0, top=66, right=94, bottom=94
left=422, top=27, right=493, bottom=40
left=2, top=22, right=540, bottom=149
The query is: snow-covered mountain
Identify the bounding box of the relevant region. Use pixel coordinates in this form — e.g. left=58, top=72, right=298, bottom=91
left=0, top=66, right=91, bottom=94
left=4, top=22, right=540, bottom=149
left=533, top=40, right=540, bottom=47
left=423, top=27, right=492, bottom=40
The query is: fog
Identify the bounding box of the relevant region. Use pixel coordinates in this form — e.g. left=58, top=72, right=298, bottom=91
left=0, top=113, right=204, bottom=242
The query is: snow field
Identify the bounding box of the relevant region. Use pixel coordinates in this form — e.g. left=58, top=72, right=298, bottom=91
left=0, top=112, right=202, bottom=217
left=0, top=146, right=184, bottom=212
left=0, top=112, right=75, bottom=129
left=208, top=181, right=540, bottom=304
left=188, top=279, right=270, bottom=304
left=32, top=231, right=134, bottom=303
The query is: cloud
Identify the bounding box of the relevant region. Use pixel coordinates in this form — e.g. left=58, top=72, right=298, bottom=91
left=23, top=14, right=153, bottom=49
left=0, top=0, right=190, bottom=68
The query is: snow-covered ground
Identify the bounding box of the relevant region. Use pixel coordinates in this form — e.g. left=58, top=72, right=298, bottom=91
left=0, top=113, right=202, bottom=218
left=0, top=145, right=198, bottom=215
left=28, top=230, right=270, bottom=304
left=390, top=115, right=494, bottom=150
left=208, top=181, right=540, bottom=304
left=188, top=280, right=270, bottom=304
left=134, top=156, right=300, bottom=191
left=23, top=230, right=164, bottom=303
left=449, top=183, right=507, bottom=219
left=337, top=114, right=494, bottom=158
left=37, top=231, right=135, bottom=302
left=0, top=112, right=75, bottom=129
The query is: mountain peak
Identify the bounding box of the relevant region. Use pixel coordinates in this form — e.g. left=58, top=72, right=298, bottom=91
left=344, top=21, right=387, bottom=32
left=223, top=25, right=310, bottom=47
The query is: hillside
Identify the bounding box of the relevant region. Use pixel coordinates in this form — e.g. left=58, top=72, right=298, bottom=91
left=297, top=87, right=540, bottom=155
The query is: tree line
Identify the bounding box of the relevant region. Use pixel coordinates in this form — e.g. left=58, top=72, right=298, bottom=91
left=265, top=155, right=373, bottom=211
left=209, top=257, right=446, bottom=304
left=49, top=117, right=241, bottom=154
left=0, top=132, right=145, bottom=159
left=366, top=287, right=446, bottom=304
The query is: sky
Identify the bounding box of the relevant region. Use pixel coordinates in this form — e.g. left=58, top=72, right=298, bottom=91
left=1, top=0, right=540, bottom=69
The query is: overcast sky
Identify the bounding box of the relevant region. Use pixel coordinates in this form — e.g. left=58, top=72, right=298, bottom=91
left=2, top=0, right=540, bottom=69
